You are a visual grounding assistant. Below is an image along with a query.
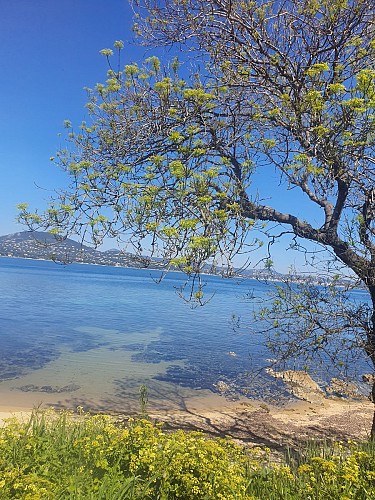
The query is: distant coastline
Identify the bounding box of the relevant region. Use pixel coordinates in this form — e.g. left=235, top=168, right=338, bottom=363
left=0, top=231, right=361, bottom=288
left=0, top=254, right=169, bottom=275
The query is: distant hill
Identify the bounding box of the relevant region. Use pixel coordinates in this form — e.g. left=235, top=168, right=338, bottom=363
left=1, top=231, right=347, bottom=285
left=0, top=231, right=286, bottom=278
left=0, top=231, right=162, bottom=269
left=0, top=231, right=274, bottom=277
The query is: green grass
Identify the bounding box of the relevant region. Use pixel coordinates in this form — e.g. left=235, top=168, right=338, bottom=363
left=0, top=409, right=375, bottom=499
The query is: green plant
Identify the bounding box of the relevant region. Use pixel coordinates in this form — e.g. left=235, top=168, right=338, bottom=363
left=1, top=409, right=375, bottom=499
left=138, top=384, right=149, bottom=418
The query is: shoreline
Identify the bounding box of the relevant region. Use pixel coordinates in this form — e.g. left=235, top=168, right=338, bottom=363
left=148, top=394, right=373, bottom=443
left=1, top=395, right=373, bottom=456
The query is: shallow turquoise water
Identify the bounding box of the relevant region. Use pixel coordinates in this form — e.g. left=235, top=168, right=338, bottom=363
left=0, top=257, right=370, bottom=412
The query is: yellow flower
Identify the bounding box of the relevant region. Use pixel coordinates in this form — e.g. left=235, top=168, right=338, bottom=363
left=276, top=465, right=294, bottom=480
left=298, top=464, right=313, bottom=474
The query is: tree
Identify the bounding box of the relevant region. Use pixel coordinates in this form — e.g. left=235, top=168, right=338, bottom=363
left=19, top=0, right=375, bottom=431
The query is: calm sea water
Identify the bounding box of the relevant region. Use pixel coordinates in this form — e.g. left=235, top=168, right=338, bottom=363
left=0, top=257, right=370, bottom=413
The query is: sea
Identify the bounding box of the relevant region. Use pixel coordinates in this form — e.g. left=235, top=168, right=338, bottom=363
left=0, top=257, right=371, bottom=414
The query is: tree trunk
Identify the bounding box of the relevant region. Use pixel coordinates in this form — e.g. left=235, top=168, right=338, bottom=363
left=368, top=286, right=375, bottom=439
left=371, top=379, right=375, bottom=439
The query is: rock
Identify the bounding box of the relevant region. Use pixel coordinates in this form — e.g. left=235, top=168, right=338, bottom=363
left=266, top=368, right=324, bottom=403
left=214, top=380, right=231, bottom=394
left=326, top=378, right=362, bottom=399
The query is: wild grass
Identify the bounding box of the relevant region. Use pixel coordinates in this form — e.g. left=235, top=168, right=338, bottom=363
left=0, top=408, right=374, bottom=499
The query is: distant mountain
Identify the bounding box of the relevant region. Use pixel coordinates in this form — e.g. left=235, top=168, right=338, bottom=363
left=0, top=231, right=163, bottom=269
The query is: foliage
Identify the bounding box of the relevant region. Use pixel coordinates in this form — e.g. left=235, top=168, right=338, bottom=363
left=18, top=50, right=259, bottom=297
left=0, top=409, right=261, bottom=499
left=131, top=0, right=375, bottom=287
left=1, top=410, right=375, bottom=499
left=248, top=439, right=375, bottom=500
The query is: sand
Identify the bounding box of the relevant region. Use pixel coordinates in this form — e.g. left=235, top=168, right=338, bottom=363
left=0, top=409, right=31, bottom=426
left=145, top=394, right=374, bottom=458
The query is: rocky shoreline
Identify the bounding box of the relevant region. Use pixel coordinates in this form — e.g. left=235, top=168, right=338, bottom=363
left=1, top=370, right=373, bottom=460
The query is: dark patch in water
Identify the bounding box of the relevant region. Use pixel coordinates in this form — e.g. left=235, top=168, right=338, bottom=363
left=131, top=341, right=186, bottom=363
left=0, top=320, right=108, bottom=381
left=153, top=364, right=293, bottom=403
left=0, top=346, right=59, bottom=381
left=130, top=336, right=295, bottom=402
left=18, top=383, right=80, bottom=393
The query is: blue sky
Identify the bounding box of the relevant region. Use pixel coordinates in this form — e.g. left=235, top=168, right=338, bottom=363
left=1, top=0, right=137, bottom=233
left=0, top=0, right=328, bottom=273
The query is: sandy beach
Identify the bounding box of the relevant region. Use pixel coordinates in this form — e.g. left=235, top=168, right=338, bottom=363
left=145, top=394, right=374, bottom=460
